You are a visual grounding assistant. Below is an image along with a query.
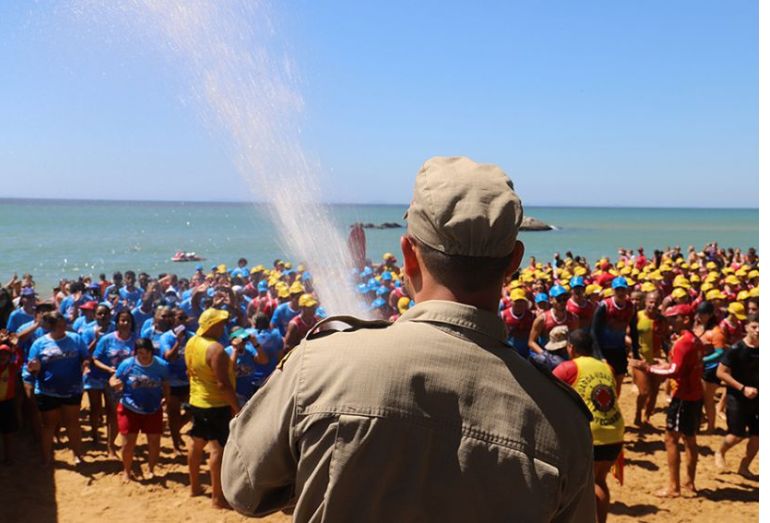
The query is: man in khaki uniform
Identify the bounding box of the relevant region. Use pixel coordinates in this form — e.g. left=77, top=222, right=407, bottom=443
left=222, top=156, right=596, bottom=522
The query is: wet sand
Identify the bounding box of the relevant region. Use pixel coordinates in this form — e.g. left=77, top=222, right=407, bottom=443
left=0, top=377, right=758, bottom=522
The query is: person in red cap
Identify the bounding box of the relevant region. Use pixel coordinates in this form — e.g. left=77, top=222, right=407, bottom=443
left=644, top=303, right=704, bottom=498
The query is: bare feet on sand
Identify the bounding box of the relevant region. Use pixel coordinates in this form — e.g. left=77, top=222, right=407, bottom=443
left=737, top=459, right=758, bottom=481
left=654, top=488, right=680, bottom=498
left=212, top=496, right=232, bottom=510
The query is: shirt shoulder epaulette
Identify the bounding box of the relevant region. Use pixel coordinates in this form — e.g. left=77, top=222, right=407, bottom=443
left=276, top=315, right=391, bottom=371
left=304, top=315, right=392, bottom=341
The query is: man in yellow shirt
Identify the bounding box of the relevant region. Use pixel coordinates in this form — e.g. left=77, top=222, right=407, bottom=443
left=185, top=308, right=239, bottom=508
left=554, top=330, right=624, bottom=523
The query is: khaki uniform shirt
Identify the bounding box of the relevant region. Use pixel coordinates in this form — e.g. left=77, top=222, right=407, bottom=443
left=222, top=300, right=595, bottom=522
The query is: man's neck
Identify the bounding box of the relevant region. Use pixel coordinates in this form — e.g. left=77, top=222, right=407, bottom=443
left=414, top=286, right=500, bottom=313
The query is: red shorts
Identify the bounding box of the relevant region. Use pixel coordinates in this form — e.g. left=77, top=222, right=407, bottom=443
left=117, top=403, right=163, bottom=435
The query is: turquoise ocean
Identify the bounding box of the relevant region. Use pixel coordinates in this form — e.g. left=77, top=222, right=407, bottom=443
left=1, top=199, right=758, bottom=296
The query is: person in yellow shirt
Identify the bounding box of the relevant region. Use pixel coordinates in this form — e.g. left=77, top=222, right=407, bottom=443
left=632, top=291, right=666, bottom=427
left=554, top=330, right=624, bottom=523
left=185, top=308, right=239, bottom=509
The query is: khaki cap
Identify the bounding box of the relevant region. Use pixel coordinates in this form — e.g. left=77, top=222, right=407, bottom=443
left=545, top=325, right=569, bottom=351
left=404, top=156, right=523, bottom=257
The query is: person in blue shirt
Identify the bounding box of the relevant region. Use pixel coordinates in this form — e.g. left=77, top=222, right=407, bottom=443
left=6, top=287, right=36, bottom=334
left=71, top=300, right=98, bottom=334
left=80, top=303, right=116, bottom=443
left=248, top=313, right=284, bottom=389
left=269, top=286, right=302, bottom=336
left=159, top=307, right=193, bottom=452
left=15, top=302, right=55, bottom=447
left=230, top=257, right=250, bottom=282
left=118, top=270, right=144, bottom=309
left=102, top=271, right=123, bottom=301
left=224, top=328, right=268, bottom=406
left=59, top=281, right=87, bottom=324
left=92, top=310, right=136, bottom=457
left=141, top=306, right=172, bottom=356
left=110, top=337, right=169, bottom=482
left=27, top=311, right=90, bottom=466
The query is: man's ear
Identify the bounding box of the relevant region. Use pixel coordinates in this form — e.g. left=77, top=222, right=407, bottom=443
left=400, top=236, right=419, bottom=278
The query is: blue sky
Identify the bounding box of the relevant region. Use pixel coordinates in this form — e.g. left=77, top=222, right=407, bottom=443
left=0, top=1, right=758, bottom=207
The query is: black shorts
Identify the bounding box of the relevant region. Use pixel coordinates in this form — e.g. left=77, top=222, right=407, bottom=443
left=602, top=348, right=628, bottom=376
left=726, top=395, right=758, bottom=437
left=170, top=385, right=190, bottom=399
left=35, top=394, right=82, bottom=413
left=666, top=398, right=702, bottom=436
left=702, top=366, right=720, bottom=385
left=188, top=405, right=231, bottom=447
left=593, top=442, right=622, bottom=462
left=0, top=399, right=19, bottom=434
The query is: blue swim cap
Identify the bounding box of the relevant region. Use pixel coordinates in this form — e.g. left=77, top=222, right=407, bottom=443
left=535, top=292, right=549, bottom=304
left=195, top=263, right=203, bottom=271
left=361, top=266, right=373, bottom=278
left=569, top=276, right=585, bottom=288
left=381, top=272, right=393, bottom=281
left=376, top=285, right=389, bottom=296
left=549, top=285, right=568, bottom=298
left=257, top=281, right=269, bottom=292
left=370, top=297, right=387, bottom=310
left=611, top=276, right=629, bottom=289
left=301, top=271, right=313, bottom=282
left=356, top=283, right=369, bottom=294
left=394, top=280, right=402, bottom=288
left=316, top=306, right=328, bottom=319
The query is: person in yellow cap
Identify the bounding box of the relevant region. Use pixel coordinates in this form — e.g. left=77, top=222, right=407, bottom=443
left=712, top=302, right=747, bottom=350
left=500, top=288, right=534, bottom=358
left=269, top=281, right=304, bottom=336
left=283, top=294, right=320, bottom=352
left=724, top=274, right=742, bottom=302
left=185, top=307, right=238, bottom=508
left=222, top=156, right=595, bottom=521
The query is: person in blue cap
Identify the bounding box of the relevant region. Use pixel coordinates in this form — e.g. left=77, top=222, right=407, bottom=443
left=369, top=297, right=389, bottom=320
left=528, top=285, right=578, bottom=362
left=533, top=292, right=550, bottom=315
left=591, top=276, right=639, bottom=396
left=567, top=276, right=595, bottom=333
left=8, top=287, right=38, bottom=334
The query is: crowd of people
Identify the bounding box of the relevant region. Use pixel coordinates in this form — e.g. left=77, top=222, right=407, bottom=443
left=0, top=241, right=759, bottom=520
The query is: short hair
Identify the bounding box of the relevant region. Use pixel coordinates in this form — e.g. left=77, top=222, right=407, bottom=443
left=746, top=313, right=759, bottom=324
left=42, top=311, right=66, bottom=328
left=568, top=330, right=593, bottom=356
left=113, top=272, right=123, bottom=280
left=413, top=238, right=515, bottom=293
left=125, top=270, right=136, bottom=279
left=135, top=337, right=154, bottom=353
left=253, top=312, right=270, bottom=330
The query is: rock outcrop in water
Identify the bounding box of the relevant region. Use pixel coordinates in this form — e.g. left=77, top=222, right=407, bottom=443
left=520, top=216, right=554, bottom=231
left=353, top=216, right=554, bottom=231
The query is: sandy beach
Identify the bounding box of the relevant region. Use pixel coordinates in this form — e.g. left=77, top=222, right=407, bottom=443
left=0, top=374, right=757, bottom=523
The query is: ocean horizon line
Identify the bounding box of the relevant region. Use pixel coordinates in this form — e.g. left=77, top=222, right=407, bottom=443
left=0, top=196, right=759, bottom=212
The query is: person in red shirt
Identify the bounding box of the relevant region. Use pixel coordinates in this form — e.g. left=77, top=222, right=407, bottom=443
left=566, top=276, right=595, bottom=332
left=500, top=289, right=534, bottom=358
left=645, top=304, right=704, bottom=498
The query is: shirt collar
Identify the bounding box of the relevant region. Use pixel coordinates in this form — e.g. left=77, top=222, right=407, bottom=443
left=396, top=300, right=507, bottom=344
